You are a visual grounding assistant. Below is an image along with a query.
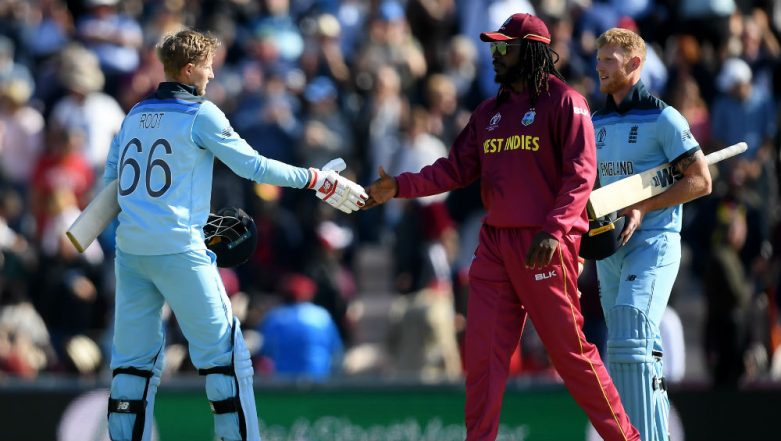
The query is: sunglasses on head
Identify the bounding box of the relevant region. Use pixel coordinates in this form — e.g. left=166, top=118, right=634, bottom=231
left=489, top=41, right=524, bottom=56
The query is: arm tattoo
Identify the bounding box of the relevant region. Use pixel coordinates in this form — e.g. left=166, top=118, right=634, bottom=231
left=675, top=151, right=702, bottom=174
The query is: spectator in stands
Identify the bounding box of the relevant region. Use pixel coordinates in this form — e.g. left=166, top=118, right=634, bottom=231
left=0, top=76, right=44, bottom=203
left=75, top=0, right=142, bottom=95
left=255, top=274, right=343, bottom=381
left=298, top=76, right=354, bottom=168
left=386, top=284, right=462, bottom=381
left=49, top=44, right=124, bottom=173
left=704, top=199, right=752, bottom=387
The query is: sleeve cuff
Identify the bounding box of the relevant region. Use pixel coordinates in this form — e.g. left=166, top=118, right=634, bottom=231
left=395, top=174, right=407, bottom=198
left=306, top=168, right=316, bottom=189
left=542, top=225, right=565, bottom=243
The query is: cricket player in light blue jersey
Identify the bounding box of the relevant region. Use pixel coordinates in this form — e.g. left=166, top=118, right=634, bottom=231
left=591, top=28, right=712, bottom=441
left=103, top=29, right=367, bottom=441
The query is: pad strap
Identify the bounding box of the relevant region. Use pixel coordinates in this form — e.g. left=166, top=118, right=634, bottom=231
left=109, top=367, right=154, bottom=441
left=109, top=398, right=146, bottom=414
left=209, top=397, right=239, bottom=414
left=198, top=366, right=233, bottom=376
left=199, top=324, right=248, bottom=440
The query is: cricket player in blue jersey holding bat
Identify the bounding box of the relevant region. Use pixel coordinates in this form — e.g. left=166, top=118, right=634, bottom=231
left=103, top=29, right=367, bottom=441
left=591, top=28, right=712, bottom=441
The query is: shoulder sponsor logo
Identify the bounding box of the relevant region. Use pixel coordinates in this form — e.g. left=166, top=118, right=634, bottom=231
left=534, top=270, right=557, bottom=281
left=681, top=129, right=693, bottom=142
left=487, top=112, right=502, bottom=131
left=220, top=126, right=235, bottom=138
left=574, top=106, right=589, bottom=116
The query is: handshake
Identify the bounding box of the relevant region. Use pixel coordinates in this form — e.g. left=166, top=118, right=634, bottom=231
left=308, top=158, right=397, bottom=213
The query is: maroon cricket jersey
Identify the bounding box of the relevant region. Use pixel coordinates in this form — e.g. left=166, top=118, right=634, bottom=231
left=396, top=76, right=596, bottom=241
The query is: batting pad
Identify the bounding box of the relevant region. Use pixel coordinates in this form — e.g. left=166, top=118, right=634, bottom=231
left=204, top=317, right=261, bottom=441
left=606, top=306, right=670, bottom=441
left=108, top=346, right=164, bottom=441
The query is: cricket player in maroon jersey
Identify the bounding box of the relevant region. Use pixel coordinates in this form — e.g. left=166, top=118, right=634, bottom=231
left=362, top=13, right=640, bottom=441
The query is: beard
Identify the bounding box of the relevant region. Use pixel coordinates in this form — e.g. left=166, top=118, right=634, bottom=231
left=494, top=61, right=524, bottom=86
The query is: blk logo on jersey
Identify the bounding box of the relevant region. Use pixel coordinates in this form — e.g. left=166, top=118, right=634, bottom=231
left=573, top=106, right=590, bottom=116
left=521, top=109, right=536, bottom=126
left=534, top=270, right=557, bottom=281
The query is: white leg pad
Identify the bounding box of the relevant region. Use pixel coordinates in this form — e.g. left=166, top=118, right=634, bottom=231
left=203, top=317, right=261, bottom=441
left=108, top=349, right=164, bottom=441
left=607, top=306, right=669, bottom=441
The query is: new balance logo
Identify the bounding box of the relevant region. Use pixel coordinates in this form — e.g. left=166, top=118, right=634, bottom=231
left=534, top=270, right=556, bottom=281
left=626, top=274, right=637, bottom=281
left=318, top=180, right=334, bottom=194
left=220, top=126, right=235, bottom=138
left=117, top=401, right=130, bottom=411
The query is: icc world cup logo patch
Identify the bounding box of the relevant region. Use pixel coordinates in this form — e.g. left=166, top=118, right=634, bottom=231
left=522, top=109, right=536, bottom=126
left=486, top=112, right=502, bottom=131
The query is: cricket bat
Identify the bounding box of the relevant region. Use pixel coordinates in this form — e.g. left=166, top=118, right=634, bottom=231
left=66, top=179, right=120, bottom=253
left=587, top=142, right=747, bottom=219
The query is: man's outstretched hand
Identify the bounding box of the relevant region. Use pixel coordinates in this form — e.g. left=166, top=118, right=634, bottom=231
left=362, top=166, right=398, bottom=210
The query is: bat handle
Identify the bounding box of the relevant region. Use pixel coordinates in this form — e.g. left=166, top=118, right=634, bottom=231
left=705, top=142, right=748, bottom=165
left=322, top=158, right=346, bottom=173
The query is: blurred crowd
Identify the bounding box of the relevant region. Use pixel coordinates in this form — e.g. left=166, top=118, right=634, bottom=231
left=2, top=0, right=781, bottom=390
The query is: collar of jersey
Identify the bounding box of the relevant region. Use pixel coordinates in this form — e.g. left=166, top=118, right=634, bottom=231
left=604, top=80, right=649, bottom=115
left=155, top=82, right=204, bottom=102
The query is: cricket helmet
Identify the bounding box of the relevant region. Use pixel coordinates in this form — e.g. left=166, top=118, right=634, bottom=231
left=203, top=207, right=257, bottom=268
left=579, top=212, right=625, bottom=260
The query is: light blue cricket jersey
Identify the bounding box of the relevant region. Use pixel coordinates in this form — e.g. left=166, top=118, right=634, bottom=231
left=103, top=82, right=311, bottom=255
left=591, top=81, right=700, bottom=233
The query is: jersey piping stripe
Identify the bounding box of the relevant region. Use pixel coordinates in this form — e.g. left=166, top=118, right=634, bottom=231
left=592, top=114, right=660, bottom=125
left=129, top=103, right=201, bottom=116
left=559, top=248, right=630, bottom=441
left=595, top=107, right=663, bottom=116
left=141, top=98, right=201, bottom=107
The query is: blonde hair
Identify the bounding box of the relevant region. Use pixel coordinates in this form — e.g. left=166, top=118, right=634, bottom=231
left=596, top=28, right=646, bottom=61
left=156, top=29, right=220, bottom=78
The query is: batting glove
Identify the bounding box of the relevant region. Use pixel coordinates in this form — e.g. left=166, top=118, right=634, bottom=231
left=308, top=159, right=368, bottom=214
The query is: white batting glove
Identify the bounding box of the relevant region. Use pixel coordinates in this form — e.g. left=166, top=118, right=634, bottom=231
left=308, top=159, right=368, bottom=213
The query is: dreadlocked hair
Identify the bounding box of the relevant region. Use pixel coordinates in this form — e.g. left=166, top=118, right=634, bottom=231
left=498, top=39, right=565, bottom=107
